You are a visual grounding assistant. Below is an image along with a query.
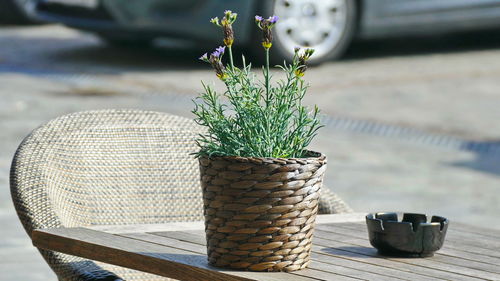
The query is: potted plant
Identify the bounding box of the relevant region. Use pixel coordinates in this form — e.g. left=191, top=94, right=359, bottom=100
left=193, top=10, right=325, bottom=272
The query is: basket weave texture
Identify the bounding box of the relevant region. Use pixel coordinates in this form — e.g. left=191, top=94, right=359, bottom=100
left=199, top=152, right=327, bottom=272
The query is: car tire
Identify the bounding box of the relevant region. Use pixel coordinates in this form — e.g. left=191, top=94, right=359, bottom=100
left=255, top=0, right=357, bottom=64
left=0, top=0, right=37, bottom=24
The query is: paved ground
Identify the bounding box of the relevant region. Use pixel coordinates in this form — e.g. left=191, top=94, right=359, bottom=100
left=1, top=24, right=499, bottom=280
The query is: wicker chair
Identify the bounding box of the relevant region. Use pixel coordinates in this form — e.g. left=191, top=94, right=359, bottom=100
left=10, top=109, right=352, bottom=281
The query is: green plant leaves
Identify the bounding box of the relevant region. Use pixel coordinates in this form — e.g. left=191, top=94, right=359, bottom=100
left=193, top=53, right=322, bottom=159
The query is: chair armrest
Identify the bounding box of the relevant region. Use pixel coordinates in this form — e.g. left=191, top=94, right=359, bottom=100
left=78, top=271, right=123, bottom=281
left=319, top=187, right=353, bottom=214
left=41, top=249, right=124, bottom=281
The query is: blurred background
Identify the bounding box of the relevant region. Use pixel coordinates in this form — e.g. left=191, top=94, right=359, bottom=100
left=1, top=0, right=500, bottom=280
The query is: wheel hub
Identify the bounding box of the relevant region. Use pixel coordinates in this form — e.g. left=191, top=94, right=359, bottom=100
left=273, top=0, right=348, bottom=58
left=301, top=3, right=317, bottom=18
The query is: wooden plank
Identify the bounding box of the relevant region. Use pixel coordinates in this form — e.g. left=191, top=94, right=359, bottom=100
left=33, top=217, right=500, bottom=281
left=152, top=231, right=372, bottom=281
left=336, top=221, right=500, bottom=249
left=88, top=213, right=366, bottom=235
left=314, top=227, right=500, bottom=280
left=155, top=227, right=499, bottom=280
left=311, top=237, right=482, bottom=281
left=89, top=221, right=205, bottom=234
left=152, top=230, right=423, bottom=281
left=316, top=232, right=500, bottom=272
left=310, top=252, right=442, bottom=281
left=333, top=223, right=500, bottom=266
left=124, top=232, right=362, bottom=281
left=307, top=257, right=414, bottom=281
left=443, top=231, right=500, bottom=250
left=32, top=228, right=315, bottom=281
left=328, top=222, right=500, bottom=261
left=315, top=213, right=366, bottom=224
left=316, top=224, right=500, bottom=272
left=153, top=230, right=207, bottom=245
left=452, top=223, right=500, bottom=239
left=132, top=232, right=416, bottom=281
left=290, top=269, right=363, bottom=281
left=149, top=231, right=442, bottom=281
left=131, top=232, right=364, bottom=280
left=312, top=237, right=475, bottom=281
left=120, top=232, right=207, bottom=255
left=152, top=218, right=500, bottom=267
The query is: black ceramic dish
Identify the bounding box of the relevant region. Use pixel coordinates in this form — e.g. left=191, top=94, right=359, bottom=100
left=366, top=212, right=449, bottom=257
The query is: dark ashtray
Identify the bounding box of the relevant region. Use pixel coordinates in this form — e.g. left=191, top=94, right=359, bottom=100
left=366, top=212, right=449, bottom=257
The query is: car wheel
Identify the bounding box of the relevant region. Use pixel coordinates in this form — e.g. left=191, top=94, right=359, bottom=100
left=258, top=0, right=357, bottom=64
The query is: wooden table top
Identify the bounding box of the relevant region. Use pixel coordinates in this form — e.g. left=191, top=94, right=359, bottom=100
left=32, top=213, right=500, bottom=281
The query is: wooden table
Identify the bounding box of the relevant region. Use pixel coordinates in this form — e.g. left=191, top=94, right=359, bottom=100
left=32, top=213, right=500, bottom=281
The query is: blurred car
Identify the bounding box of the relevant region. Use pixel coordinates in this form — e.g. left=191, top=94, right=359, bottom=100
left=0, top=0, right=40, bottom=24
left=16, top=0, right=500, bottom=63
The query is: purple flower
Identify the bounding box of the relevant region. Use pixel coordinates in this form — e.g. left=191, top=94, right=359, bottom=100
left=212, top=46, right=225, bottom=57
left=199, top=53, right=209, bottom=62
left=208, top=47, right=227, bottom=80
left=255, top=15, right=278, bottom=49
left=268, top=15, right=279, bottom=24
left=210, top=46, right=226, bottom=58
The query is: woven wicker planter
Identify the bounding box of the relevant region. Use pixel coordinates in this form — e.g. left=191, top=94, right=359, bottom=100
left=198, top=151, right=326, bottom=272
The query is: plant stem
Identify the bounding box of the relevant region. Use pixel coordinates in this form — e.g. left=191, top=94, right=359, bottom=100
left=264, top=48, right=271, bottom=155
left=229, top=46, right=234, bottom=69
left=265, top=48, right=270, bottom=103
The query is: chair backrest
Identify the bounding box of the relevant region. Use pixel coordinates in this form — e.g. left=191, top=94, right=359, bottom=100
left=11, top=109, right=204, bottom=236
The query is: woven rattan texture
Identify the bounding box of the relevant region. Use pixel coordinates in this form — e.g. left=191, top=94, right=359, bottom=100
left=10, top=109, right=351, bottom=281
left=10, top=110, right=203, bottom=281
left=199, top=153, right=326, bottom=272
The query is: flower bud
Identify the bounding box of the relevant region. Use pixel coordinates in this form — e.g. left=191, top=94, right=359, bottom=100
left=255, top=15, right=279, bottom=50
left=262, top=27, right=273, bottom=49
left=210, top=17, right=220, bottom=26
left=294, top=48, right=315, bottom=77
left=213, top=10, right=238, bottom=47
left=223, top=24, right=234, bottom=47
